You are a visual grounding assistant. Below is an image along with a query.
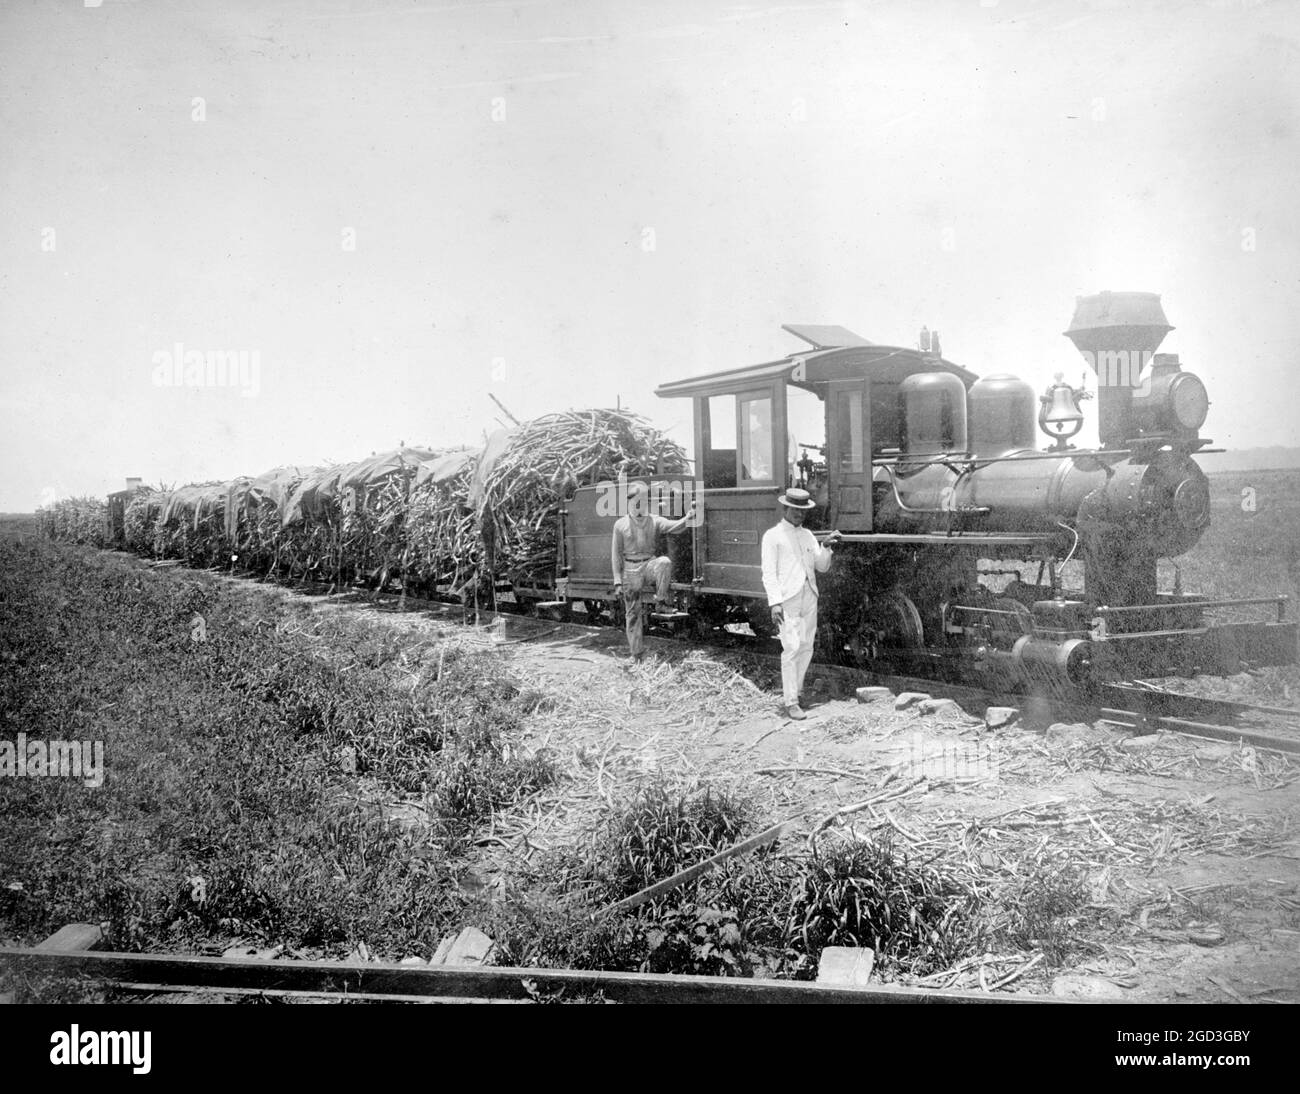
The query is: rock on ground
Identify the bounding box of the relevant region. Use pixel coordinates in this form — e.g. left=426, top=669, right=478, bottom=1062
left=917, top=697, right=964, bottom=718
left=855, top=686, right=892, bottom=704
left=816, top=947, right=875, bottom=987
left=431, top=926, right=496, bottom=966
left=984, top=706, right=1019, bottom=729
left=1046, top=722, right=1118, bottom=747
left=894, top=691, right=931, bottom=710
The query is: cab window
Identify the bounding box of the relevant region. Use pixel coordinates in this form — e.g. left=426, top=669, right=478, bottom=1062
left=834, top=389, right=864, bottom=473
left=702, top=395, right=738, bottom=488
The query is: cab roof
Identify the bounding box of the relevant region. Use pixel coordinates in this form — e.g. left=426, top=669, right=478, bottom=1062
left=655, top=327, right=977, bottom=399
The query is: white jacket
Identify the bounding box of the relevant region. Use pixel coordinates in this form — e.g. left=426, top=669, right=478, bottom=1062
left=760, top=520, right=834, bottom=606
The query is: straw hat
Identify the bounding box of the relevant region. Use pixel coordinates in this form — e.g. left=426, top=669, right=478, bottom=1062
left=777, top=487, right=816, bottom=509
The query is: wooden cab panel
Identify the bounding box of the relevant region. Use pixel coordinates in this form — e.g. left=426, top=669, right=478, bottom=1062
left=696, top=487, right=780, bottom=594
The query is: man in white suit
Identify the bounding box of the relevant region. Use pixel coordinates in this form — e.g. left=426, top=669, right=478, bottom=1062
left=760, top=488, right=842, bottom=720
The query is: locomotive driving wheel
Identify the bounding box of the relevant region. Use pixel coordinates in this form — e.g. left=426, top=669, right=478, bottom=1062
left=847, top=590, right=924, bottom=666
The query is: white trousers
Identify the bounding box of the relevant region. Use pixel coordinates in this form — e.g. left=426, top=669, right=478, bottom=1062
left=778, top=584, right=818, bottom=706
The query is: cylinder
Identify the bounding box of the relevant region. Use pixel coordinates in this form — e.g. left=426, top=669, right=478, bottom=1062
left=1012, top=635, right=1094, bottom=686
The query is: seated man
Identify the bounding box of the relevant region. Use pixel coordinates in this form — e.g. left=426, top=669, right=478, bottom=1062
left=611, top=481, right=693, bottom=661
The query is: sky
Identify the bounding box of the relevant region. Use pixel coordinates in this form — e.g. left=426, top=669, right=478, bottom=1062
left=2, top=0, right=1298, bottom=509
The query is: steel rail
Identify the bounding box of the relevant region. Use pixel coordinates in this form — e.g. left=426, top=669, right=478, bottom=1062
left=0, top=947, right=1059, bottom=1004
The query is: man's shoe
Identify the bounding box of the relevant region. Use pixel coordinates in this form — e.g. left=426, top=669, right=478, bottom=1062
left=785, top=704, right=808, bottom=721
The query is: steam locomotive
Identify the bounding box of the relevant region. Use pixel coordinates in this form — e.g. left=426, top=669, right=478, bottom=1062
left=555, top=292, right=1297, bottom=689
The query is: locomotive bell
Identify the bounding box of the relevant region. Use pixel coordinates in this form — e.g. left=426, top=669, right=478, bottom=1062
left=1039, top=374, right=1085, bottom=448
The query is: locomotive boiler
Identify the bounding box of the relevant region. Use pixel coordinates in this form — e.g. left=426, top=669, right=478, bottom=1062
left=556, top=292, right=1297, bottom=691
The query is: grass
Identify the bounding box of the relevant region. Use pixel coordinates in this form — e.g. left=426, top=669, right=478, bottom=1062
left=1168, top=469, right=1300, bottom=601
left=785, top=835, right=982, bottom=977
left=0, top=537, right=556, bottom=994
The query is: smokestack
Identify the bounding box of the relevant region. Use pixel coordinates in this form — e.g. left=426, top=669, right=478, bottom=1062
left=1064, top=291, right=1173, bottom=447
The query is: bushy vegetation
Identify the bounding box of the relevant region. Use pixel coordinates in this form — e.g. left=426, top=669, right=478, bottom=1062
left=786, top=836, right=981, bottom=977
left=489, top=778, right=1090, bottom=983
left=0, top=538, right=554, bottom=972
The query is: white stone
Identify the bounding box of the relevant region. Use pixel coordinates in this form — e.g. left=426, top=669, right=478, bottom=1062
left=816, top=947, right=875, bottom=987
left=984, top=706, right=1020, bottom=729
left=431, top=926, right=496, bottom=966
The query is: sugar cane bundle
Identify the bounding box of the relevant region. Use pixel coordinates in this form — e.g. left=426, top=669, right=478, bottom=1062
left=38, top=496, right=109, bottom=546
left=153, top=482, right=228, bottom=565
left=350, top=476, right=408, bottom=583
left=230, top=467, right=318, bottom=575
left=279, top=465, right=349, bottom=581
left=333, top=448, right=437, bottom=585
left=122, top=488, right=162, bottom=553
left=405, top=450, right=479, bottom=596
left=473, top=409, right=688, bottom=585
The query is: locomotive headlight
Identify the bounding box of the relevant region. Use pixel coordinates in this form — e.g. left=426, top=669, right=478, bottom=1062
left=1132, top=355, right=1210, bottom=437
left=1168, top=372, right=1209, bottom=431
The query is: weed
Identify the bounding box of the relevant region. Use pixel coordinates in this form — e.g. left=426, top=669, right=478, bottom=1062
left=783, top=835, right=982, bottom=978
left=1001, top=859, right=1090, bottom=965
left=587, top=778, right=756, bottom=901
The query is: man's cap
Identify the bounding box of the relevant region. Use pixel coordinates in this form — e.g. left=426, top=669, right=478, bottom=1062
left=777, top=488, right=816, bottom=510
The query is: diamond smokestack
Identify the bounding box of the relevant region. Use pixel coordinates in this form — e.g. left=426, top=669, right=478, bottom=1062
left=1064, top=291, right=1173, bottom=448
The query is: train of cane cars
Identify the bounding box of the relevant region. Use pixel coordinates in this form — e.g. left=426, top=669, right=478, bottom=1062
left=101, top=291, right=1296, bottom=692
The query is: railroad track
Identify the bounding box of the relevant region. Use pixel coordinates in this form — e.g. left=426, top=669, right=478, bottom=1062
left=162, top=558, right=1300, bottom=756
left=376, top=587, right=1300, bottom=756
left=0, top=925, right=1056, bottom=1004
